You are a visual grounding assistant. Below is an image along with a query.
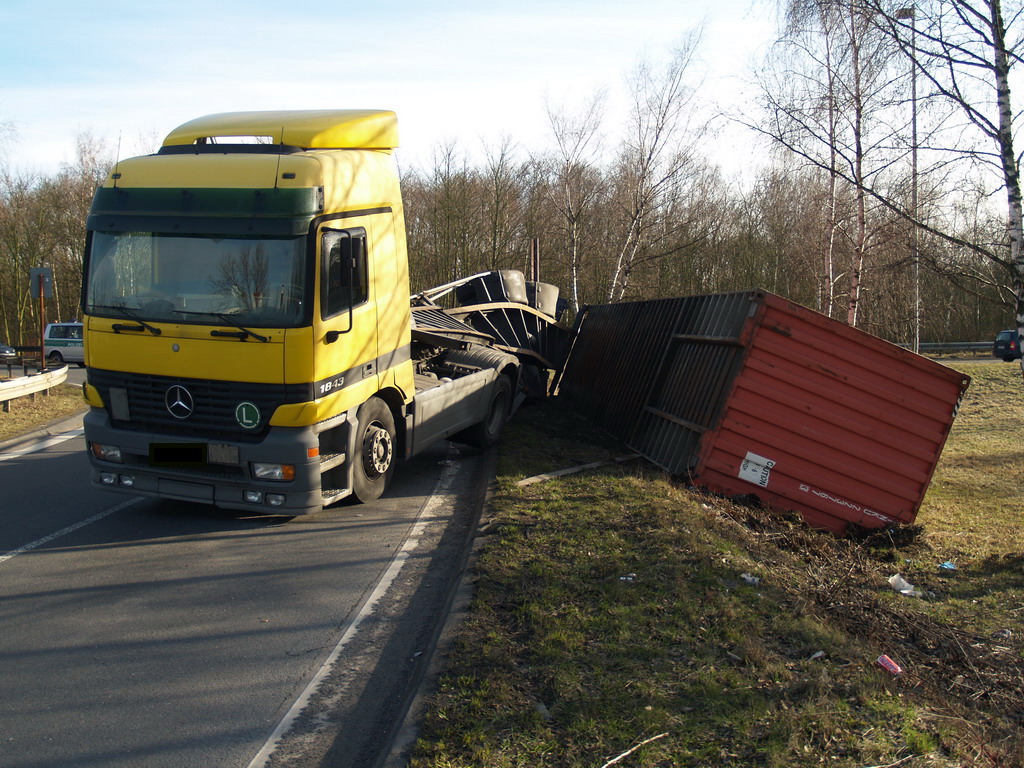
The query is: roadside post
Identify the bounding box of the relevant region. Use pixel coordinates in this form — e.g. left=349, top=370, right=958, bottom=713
left=29, top=267, right=53, bottom=371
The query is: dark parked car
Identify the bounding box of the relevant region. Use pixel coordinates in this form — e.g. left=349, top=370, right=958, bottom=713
left=993, top=329, right=1022, bottom=361
left=0, top=340, right=15, bottom=359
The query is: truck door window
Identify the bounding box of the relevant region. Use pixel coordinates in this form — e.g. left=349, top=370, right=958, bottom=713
left=322, top=228, right=368, bottom=319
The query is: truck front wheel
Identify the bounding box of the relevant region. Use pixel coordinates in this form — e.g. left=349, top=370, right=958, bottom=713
left=352, top=397, right=396, bottom=502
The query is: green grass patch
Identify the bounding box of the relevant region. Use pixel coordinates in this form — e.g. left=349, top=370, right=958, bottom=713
left=0, top=383, right=86, bottom=443
left=411, top=362, right=1024, bottom=767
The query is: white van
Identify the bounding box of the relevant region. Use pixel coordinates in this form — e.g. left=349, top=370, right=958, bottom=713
left=44, top=322, right=85, bottom=366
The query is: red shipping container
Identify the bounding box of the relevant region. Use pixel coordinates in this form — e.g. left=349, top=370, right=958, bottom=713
left=558, top=291, right=970, bottom=534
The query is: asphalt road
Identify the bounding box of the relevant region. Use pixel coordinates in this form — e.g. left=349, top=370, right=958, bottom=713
left=0, top=424, right=489, bottom=768
left=65, top=365, right=88, bottom=387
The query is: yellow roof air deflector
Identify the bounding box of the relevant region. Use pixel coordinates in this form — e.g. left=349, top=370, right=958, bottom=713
left=162, top=110, right=399, bottom=151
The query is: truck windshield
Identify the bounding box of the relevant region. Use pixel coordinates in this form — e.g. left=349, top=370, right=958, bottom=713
left=84, top=232, right=307, bottom=327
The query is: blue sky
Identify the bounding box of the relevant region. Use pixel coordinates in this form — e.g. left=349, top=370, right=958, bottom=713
left=0, top=0, right=775, bottom=175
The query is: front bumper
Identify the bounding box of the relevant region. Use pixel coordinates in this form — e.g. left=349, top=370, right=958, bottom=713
left=83, top=408, right=340, bottom=515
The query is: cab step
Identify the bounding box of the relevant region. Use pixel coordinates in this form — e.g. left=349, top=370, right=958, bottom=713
left=322, top=488, right=351, bottom=506
left=319, top=451, right=347, bottom=473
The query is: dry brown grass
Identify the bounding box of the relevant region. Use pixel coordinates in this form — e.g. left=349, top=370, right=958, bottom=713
left=0, top=383, right=86, bottom=443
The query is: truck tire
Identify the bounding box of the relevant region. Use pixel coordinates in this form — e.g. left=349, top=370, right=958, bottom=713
left=457, top=374, right=512, bottom=449
left=352, top=397, right=396, bottom=502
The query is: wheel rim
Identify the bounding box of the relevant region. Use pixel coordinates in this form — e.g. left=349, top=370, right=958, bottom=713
left=362, top=422, right=393, bottom=479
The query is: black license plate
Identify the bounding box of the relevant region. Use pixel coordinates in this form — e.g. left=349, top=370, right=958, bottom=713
left=149, top=442, right=207, bottom=467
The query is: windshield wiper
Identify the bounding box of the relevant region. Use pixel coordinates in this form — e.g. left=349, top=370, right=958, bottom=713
left=172, top=309, right=268, bottom=342
left=91, top=304, right=162, bottom=335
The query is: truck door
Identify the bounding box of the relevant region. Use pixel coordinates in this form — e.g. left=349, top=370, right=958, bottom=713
left=318, top=226, right=379, bottom=405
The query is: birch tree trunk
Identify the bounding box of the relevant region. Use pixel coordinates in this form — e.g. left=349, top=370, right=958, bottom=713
left=847, top=4, right=869, bottom=327
left=989, top=0, right=1024, bottom=375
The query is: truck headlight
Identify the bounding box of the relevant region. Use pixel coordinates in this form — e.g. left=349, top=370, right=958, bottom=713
left=251, top=463, right=295, bottom=482
left=91, top=442, right=123, bottom=463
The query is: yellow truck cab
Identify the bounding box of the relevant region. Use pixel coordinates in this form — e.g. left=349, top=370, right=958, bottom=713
left=81, top=110, right=519, bottom=514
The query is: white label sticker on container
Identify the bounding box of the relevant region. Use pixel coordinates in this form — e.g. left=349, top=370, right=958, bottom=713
left=739, top=451, right=775, bottom=488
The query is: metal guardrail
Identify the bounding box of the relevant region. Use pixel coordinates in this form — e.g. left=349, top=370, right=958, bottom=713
left=0, top=364, right=69, bottom=410
left=916, top=342, right=992, bottom=354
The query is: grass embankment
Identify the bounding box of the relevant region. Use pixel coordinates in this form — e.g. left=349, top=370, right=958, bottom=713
left=411, top=362, right=1024, bottom=768
left=0, top=384, right=85, bottom=443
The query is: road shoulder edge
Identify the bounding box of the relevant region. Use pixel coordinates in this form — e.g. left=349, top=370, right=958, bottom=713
left=381, top=445, right=500, bottom=768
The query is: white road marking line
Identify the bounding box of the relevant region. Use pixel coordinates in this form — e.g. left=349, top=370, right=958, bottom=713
left=0, top=496, right=143, bottom=565
left=0, top=428, right=85, bottom=462
left=247, top=452, right=464, bottom=768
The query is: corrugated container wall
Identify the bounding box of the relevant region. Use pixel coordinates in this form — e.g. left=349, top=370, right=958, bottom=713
left=558, top=290, right=970, bottom=534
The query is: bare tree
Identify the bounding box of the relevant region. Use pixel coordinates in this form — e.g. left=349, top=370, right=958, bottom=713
left=733, top=167, right=835, bottom=305
left=41, top=132, right=112, bottom=322
left=545, top=92, right=606, bottom=313
left=0, top=121, right=15, bottom=164
left=480, top=136, right=528, bottom=271
left=769, top=0, right=850, bottom=317
left=872, top=0, right=1024, bottom=372
left=0, top=169, right=49, bottom=343
left=404, top=142, right=483, bottom=290
left=607, top=33, right=706, bottom=302
left=756, top=0, right=909, bottom=327
left=211, top=246, right=270, bottom=309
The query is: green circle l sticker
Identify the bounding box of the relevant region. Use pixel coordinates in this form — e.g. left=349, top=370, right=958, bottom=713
left=236, top=401, right=261, bottom=429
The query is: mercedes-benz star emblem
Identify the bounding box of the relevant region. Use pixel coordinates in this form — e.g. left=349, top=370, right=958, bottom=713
left=165, top=385, right=194, bottom=420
